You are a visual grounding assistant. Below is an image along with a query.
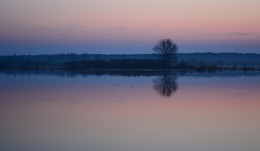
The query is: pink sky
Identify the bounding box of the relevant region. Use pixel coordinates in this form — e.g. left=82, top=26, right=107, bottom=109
left=0, top=0, right=260, bottom=54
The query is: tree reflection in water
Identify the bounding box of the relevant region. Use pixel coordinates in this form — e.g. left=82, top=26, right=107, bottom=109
left=153, top=72, right=178, bottom=97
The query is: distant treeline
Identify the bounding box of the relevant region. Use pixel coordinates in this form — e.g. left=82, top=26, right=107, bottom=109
left=63, top=59, right=259, bottom=72
left=0, top=53, right=260, bottom=71
left=0, top=59, right=259, bottom=72
left=63, top=59, right=164, bottom=70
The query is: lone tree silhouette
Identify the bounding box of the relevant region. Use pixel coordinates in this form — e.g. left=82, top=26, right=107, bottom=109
left=153, top=39, right=178, bottom=68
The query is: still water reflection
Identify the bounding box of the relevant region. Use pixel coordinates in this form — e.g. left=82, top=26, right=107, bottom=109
left=0, top=71, right=260, bottom=151
left=153, top=72, right=178, bottom=97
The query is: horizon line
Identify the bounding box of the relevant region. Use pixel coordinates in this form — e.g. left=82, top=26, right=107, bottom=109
left=1, top=52, right=260, bottom=57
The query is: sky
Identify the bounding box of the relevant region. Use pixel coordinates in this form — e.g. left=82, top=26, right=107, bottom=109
left=0, top=0, right=260, bottom=55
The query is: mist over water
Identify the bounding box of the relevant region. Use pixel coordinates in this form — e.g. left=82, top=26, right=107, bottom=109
left=0, top=71, right=260, bottom=151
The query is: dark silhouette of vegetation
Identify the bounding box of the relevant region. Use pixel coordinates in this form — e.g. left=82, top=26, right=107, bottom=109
left=153, top=39, right=178, bottom=68
left=63, top=59, right=165, bottom=70
left=0, top=53, right=260, bottom=71
left=1, top=69, right=260, bottom=81
left=153, top=72, right=178, bottom=97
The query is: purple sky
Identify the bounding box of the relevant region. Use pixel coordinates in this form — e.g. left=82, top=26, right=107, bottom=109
left=0, top=0, right=260, bottom=55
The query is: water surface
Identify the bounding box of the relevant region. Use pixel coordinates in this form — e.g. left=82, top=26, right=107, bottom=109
left=0, top=71, right=260, bottom=151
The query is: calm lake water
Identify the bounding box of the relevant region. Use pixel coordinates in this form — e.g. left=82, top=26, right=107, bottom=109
left=0, top=71, right=260, bottom=151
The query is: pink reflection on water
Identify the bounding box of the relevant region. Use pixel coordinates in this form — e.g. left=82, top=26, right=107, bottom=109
left=0, top=75, right=260, bottom=151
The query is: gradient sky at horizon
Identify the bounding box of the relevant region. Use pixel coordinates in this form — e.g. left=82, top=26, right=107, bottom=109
left=0, top=0, right=260, bottom=55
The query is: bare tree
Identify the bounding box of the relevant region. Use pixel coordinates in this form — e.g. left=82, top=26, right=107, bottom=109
left=153, top=39, right=178, bottom=68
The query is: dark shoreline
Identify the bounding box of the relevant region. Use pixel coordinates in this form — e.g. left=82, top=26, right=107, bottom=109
left=1, top=68, right=260, bottom=78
